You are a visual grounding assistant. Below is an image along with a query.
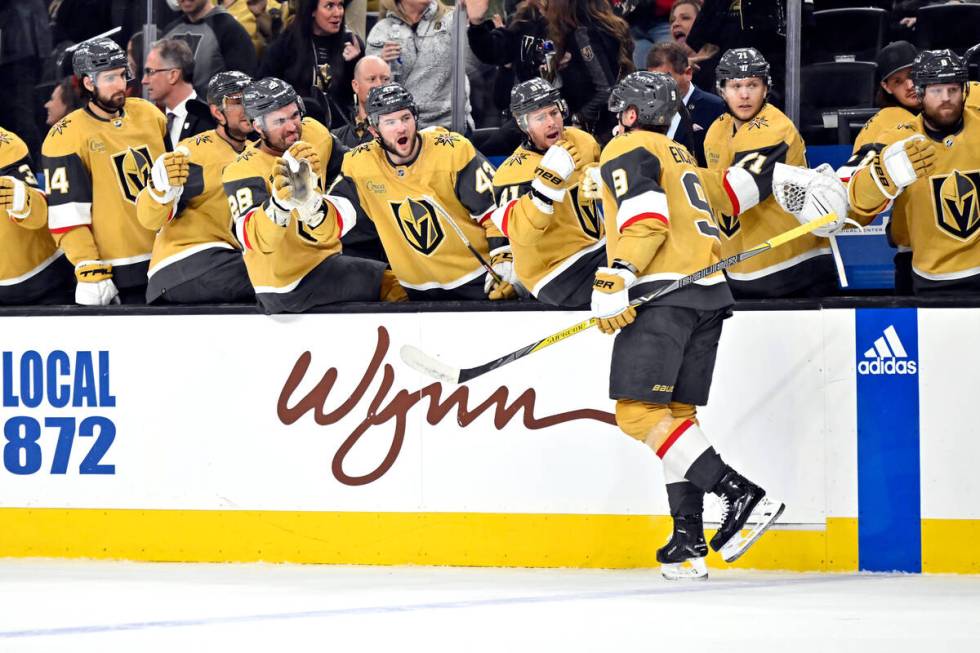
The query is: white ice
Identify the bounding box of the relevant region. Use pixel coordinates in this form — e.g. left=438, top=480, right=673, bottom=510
left=0, top=560, right=977, bottom=652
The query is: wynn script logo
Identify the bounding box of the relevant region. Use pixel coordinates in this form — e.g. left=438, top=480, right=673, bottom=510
left=277, top=326, right=615, bottom=486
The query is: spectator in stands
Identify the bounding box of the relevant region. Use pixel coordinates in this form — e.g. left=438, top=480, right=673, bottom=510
left=366, top=0, right=474, bottom=130
left=260, top=0, right=365, bottom=128
left=669, top=0, right=698, bottom=49
left=332, top=55, right=392, bottom=148
left=626, top=0, right=673, bottom=71
left=163, top=0, right=258, bottom=97
left=0, top=0, right=51, bottom=160
left=645, top=41, right=723, bottom=165
left=219, top=1, right=287, bottom=58
left=44, top=77, right=85, bottom=127
left=143, top=39, right=218, bottom=149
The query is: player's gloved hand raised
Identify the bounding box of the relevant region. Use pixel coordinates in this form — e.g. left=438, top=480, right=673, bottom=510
left=531, top=140, right=579, bottom=203
left=872, top=135, right=936, bottom=199
left=773, top=163, right=851, bottom=237
left=284, top=141, right=321, bottom=177
left=148, top=146, right=190, bottom=203
left=591, top=266, right=636, bottom=335
left=580, top=164, right=602, bottom=201
left=271, top=148, right=324, bottom=227
left=74, top=260, right=120, bottom=306
left=0, top=176, right=30, bottom=219
left=485, top=246, right=518, bottom=300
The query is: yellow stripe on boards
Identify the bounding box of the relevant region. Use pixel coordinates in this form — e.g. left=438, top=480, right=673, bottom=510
left=921, top=519, right=980, bottom=573
left=0, top=509, right=869, bottom=571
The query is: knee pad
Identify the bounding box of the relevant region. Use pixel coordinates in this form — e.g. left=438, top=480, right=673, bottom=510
left=669, top=401, right=698, bottom=423
left=615, top=399, right=671, bottom=444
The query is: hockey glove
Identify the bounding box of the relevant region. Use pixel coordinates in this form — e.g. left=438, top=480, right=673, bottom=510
left=148, top=146, right=190, bottom=204
left=284, top=141, right=321, bottom=177
left=484, top=246, right=518, bottom=299
left=531, top=140, right=579, bottom=203
left=0, top=176, right=30, bottom=219
left=591, top=266, right=637, bottom=335
left=871, top=135, right=936, bottom=199
left=581, top=163, right=602, bottom=201
left=773, top=163, right=851, bottom=237
left=74, top=260, right=120, bottom=306
left=283, top=149, right=326, bottom=228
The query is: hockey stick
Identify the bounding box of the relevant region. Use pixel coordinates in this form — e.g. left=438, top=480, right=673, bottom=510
left=400, top=212, right=839, bottom=384
left=424, top=195, right=503, bottom=285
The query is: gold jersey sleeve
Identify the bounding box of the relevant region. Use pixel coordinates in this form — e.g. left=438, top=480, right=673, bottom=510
left=137, top=130, right=244, bottom=276
left=702, top=103, right=829, bottom=293
left=489, top=127, right=603, bottom=297
left=336, top=128, right=499, bottom=294
left=222, top=143, right=340, bottom=292
left=599, top=130, right=732, bottom=311
left=967, top=82, right=980, bottom=113
left=41, top=99, right=166, bottom=285
left=852, top=111, right=980, bottom=291
left=0, top=127, right=61, bottom=284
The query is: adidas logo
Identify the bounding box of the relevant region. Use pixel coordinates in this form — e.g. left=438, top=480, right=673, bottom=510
left=858, top=325, right=917, bottom=376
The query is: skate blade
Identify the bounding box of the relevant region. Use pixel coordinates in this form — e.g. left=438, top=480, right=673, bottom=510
left=719, top=498, right=786, bottom=563
left=660, top=556, right=708, bottom=581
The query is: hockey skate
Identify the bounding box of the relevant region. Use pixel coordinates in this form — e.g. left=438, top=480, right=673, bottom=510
left=657, top=515, right=709, bottom=580
left=709, top=470, right=785, bottom=563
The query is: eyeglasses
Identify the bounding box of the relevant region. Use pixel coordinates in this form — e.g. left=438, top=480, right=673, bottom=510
left=143, top=67, right=177, bottom=77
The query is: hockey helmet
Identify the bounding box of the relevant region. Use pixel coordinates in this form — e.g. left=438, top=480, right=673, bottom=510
left=365, top=83, right=418, bottom=128
left=243, top=77, right=305, bottom=122
left=875, top=41, right=917, bottom=85
left=608, top=71, right=680, bottom=128
left=510, top=78, right=567, bottom=131
left=715, top=47, right=771, bottom=90
left=912, top=49, right=968, bottom=96
left=72, top=37, right=130, bottom=80
left=207, top=71, right=252, bottom=106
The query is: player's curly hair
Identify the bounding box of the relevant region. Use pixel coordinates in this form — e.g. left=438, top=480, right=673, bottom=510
left=541, top=0, right=635, bottom=79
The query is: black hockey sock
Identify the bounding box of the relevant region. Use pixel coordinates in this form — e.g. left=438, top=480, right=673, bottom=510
left=684, top=448, right=728, bottom=494
left=665, top=481, right=705, bottom=517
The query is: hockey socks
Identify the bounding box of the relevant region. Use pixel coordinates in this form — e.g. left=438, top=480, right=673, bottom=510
left=655, top=419, right=726, bottom=492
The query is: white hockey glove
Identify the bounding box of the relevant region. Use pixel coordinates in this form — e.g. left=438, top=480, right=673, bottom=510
left=581, top=163, right=602, bottom=201
left=484, top=246, right=518, bottom=300
left=147, top=146, right=190, bottom=204
left=531, top=140, right=580, bottom=203
left=74, top=260, right=120, bottom=306
left=591, top=266, right=636, bottom=335
left=871, top=135, right=936, bottom=199
left=773, top=163, right=852, bottom=237
left=0, top=176, right=30, bottom=219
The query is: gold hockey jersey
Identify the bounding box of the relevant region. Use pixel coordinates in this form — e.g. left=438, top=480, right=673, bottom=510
left=222, top=130, right=350, bottom=293
left=489, top=127, right=604, bottom=300
left=0, top=128, right=60, bottom=286
left=849, top=110, right=980, bottom=293
left=968, top=82, right=979, bottom=113
left=331, top=128, right=501, bottom=295
left=598, top=129, right=733, bottom=311
left=136, top=130, right=242, bottom=278
left=703, top=103, right=831, bottom=296
left=41, top=99, right=167, bottom=288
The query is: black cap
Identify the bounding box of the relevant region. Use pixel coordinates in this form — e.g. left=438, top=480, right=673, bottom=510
left=876, top=41, right=917, bottom=85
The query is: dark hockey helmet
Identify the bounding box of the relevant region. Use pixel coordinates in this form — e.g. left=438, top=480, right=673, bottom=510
left=72, top=37, right=130, bottom=80
left=912, top=49, right=968, bottom=96
left=715, top=47, right=771, bottom=90
left=875, top=41, right=917, bottom=85
left=207, top=71, right=252, bottom=106
left=608, top=71, right=680, bottom=127
left=365, top=83, right=418, bottom=128
left=243, top=77, right=305, bottom=122
left=510, top=78, right=567, bottom=131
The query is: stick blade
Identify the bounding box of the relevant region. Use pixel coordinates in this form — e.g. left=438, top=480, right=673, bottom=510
left=399, top=345, right=461, bottom=384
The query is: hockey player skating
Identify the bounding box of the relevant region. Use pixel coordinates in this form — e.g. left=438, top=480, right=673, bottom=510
left=136, top=71, right=256, bottom=304
left=848, top=50, right=980, bottom=295
left=327, top=83, right=518, bottom=301
left=488, top=78, right=606, bottom=308
left=42, top=37, right=168, bottom=305
left=593, top=71, right=784, bottom=580
left=222, top=77, right=406, bottom=313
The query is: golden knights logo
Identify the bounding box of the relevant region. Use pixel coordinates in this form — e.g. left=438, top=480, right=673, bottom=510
left=568, top=186, right=602, bottom=239
left=390, top=197, right=445, bottom=255
left=931, top=170, right=980, bottom=240
left=111, top=145, right=152, bottom=204
left=717, top=213, right=740, bottom=238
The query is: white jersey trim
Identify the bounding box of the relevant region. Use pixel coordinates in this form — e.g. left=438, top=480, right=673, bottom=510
left=48, top=202, right=93, bottom=230
left=399, top=266, right=485, bottom=292
left=0, top=250, right=64, bottom=286
left=617, top=190, right=668, bottom=232
left=725, top=166, right=760, bottom=214
left=913, top=264, right=980, bottom=282
left=105, top=253, right=153, bottom=267
left=725, top=247, right=832, bottom=281
left=325, top=195, right=357, bottom=238
left=254, top=276, right=304, bottom=295
left=532, top=239, right=606, bottom=298
left=148, top=241, right=237, bottom=277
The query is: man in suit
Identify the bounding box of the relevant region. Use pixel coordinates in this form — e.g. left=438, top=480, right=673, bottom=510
left=142, top=38, right=216, bottom=150
left=646, top=41, right=725, bottom=166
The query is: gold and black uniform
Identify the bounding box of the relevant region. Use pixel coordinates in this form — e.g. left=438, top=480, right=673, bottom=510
left=331, top=128, right=504, bottom=300
left=703, top=103, right=835, bottom=297
left=136, top=129, right=253, bottom=303
left=41, top=99, right=167, bottom=294
left=599, top=128, right=733, bottom=405
left=0, top=128, right=73, bottom=304
left=222, top=120, right=386, bottom=313
left=848, top=110, right=980, bottom=294
left=490, top=127, right=605, bottom=308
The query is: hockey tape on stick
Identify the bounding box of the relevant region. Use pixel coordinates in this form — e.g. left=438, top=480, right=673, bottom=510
left=400, top=213, right=839, bottom=384
left=423, top=195, right=503, bottom=284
